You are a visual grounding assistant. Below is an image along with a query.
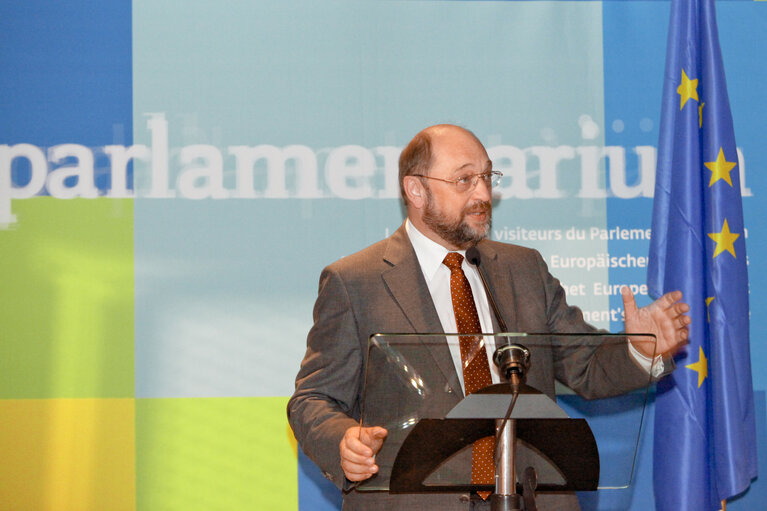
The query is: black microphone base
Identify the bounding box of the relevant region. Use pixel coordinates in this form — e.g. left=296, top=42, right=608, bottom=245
left=491, top=493, right=522, bottom=511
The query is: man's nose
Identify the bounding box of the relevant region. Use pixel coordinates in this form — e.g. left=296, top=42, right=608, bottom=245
left=472, top=178, right=492, bottom=201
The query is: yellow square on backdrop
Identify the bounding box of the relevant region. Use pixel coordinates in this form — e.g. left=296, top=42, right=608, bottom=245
left=136, top=397, right=297, bottom=511
left=0, top=398, right=136, bottom=511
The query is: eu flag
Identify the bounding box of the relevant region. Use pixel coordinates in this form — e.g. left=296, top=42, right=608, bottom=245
left=647, top=0, right=757, bottom=509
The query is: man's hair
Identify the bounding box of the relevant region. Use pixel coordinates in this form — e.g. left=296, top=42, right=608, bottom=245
left=398, top=130, right=433, bottom=205
left=398, top=125, right=483, bottom=204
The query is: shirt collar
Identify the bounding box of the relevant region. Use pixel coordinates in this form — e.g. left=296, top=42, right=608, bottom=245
left=405, top=218, right=465, bottom=283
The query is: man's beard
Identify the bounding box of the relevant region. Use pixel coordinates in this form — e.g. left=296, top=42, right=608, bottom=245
left=422, top=189, right=492, bottom=249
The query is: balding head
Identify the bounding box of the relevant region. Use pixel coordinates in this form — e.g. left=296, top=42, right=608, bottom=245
left=399, top=124, right=493, bottom=250
left=398, top=124, right=483, bottom=204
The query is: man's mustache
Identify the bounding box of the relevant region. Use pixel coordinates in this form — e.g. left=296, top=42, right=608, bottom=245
left=464, top=201, right=492, bottom=215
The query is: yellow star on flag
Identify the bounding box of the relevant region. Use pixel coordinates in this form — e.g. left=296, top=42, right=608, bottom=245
left=677, top=69, right=699, bottom=110
left=699, top=101, right=705, bottom=128
left=708, top=219, right=740, bottom=258
left=706, top=297, right=715, bottom=322
left=705, top=147, right=737, bottom=187
left=686, top=346, right=708, bottom=388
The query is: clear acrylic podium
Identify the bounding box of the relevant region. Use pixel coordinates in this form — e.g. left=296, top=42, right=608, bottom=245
left=356, top=333, right=658, bottom=507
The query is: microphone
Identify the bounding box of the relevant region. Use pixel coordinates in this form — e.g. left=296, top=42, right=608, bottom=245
left=465, top=246, right=508, bottom=333
left=493, top=344, right=531, bottom=382
left=466, top=246, right=532, bottom=383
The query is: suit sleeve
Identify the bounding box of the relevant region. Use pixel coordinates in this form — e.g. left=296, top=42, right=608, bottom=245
left=287, top=266, right=363, bottom=489
left=532, top=250, right=658, bottom=399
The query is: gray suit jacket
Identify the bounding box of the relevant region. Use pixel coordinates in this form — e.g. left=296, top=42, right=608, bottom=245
left=287, top=224, right=662, bottom=510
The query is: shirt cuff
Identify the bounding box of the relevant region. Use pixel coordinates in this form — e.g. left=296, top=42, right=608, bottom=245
left=628, top=341, right=665, bottom=378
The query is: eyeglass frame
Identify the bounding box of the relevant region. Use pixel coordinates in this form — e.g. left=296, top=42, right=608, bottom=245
left=411, top=170, right=503, bottom=193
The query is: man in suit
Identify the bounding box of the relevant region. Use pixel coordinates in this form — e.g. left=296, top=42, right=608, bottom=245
left=287, top=124, right=690, bottom=510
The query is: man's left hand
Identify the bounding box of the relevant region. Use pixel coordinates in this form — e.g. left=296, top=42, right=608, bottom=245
left=621, top=286, right=690, bottom=358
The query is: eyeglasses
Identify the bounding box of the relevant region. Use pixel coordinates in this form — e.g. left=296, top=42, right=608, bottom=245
left=413, top=170, right=503, bottom=193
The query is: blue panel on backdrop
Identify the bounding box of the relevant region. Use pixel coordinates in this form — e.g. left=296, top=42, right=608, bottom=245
left=0, top=1, right=133, bottom=191
left=298, top=447, right=342, bottom=511
left=601, top=3, right=670, bottom=510
left=602, top=0, right=669, bottom=322
left=726, top=391, right=767, bottom=508
left=573, top=392, right=657, bottom=511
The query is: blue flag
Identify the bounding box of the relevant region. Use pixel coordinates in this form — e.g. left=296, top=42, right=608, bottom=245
left=647, top=0, right=757, bottom=509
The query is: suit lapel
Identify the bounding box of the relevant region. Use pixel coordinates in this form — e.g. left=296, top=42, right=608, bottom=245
left=476, top=241, right=519, bottom=333
left=381, top=225, right=462, bottom=394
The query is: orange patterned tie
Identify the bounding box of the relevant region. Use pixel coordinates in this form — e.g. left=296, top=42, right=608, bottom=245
left=443, top=252, right=494, bottom=498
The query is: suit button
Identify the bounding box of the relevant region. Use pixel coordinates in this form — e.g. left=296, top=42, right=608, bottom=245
left=459, top=493, right=470, bottom=503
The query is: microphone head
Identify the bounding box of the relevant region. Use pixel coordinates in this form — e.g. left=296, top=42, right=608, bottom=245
left=493, top=344, right=531, bottom=381
left=466, top=246, right=481, bottom=266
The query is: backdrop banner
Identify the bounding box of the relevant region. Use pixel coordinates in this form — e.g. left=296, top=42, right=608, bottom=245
left=1, top=1, right=765, bottom=510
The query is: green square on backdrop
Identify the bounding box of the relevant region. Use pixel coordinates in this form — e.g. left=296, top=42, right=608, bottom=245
left=0, top=198, right=134, bottom=398
left=136, top=396, right=298, bottom=511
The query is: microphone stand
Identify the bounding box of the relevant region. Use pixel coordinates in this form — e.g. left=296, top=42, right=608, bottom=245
left=492, top=371, right=522, bottom=511
left=468, top=246, right=538, bottom=510
left=492, top=344, right=538, bottom=511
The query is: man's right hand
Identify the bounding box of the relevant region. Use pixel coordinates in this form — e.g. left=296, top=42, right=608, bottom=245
left=339, top=425, right=388, bottom=481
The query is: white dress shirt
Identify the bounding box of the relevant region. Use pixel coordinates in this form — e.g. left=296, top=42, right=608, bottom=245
left=405, top=220, right=502, bottom=392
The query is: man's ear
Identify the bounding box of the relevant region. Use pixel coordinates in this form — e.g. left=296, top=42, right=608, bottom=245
left=403, top=176, right=426, bottom=208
